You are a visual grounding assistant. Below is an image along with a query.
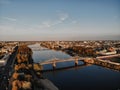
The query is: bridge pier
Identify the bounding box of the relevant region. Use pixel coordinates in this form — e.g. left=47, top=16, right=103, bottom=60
left=52, top=61, right=56, bottom=69
left=75, top=58, right=78, bottom=66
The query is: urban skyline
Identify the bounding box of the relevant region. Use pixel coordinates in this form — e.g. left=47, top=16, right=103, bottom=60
left=0, top=0, right=120, bottom=41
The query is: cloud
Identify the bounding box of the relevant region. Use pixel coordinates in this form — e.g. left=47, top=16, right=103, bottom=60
left=2, top=17, right=17, bottom=22
left=59, top=13, right=69, bottom=21
left=0, top=25, right=10, bottom=30
left=37, top=12, right=69, bottom=29
left=0, top=24, right=15, bottom=35
left=42, top=21, right=51, bottom=28
left=113, top=15, right=118, bottom=19
left=0, top=0, right=11, bottom=5
left=72, top=20, right=77, bottom=24
left=0, top=12, right=69, bottom=33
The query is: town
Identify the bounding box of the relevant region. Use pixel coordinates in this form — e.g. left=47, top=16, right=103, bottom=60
left=0, top=40, right=120, bottom=90
left=0, top=40, right=120, bottom=67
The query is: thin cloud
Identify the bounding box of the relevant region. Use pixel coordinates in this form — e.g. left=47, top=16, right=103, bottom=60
left=113, top=15, right=118, bottom=19
left=59, top=13, right=69, bottom=21
left=72, top=20, right=77, bottom=24
left=42, top=21, right=51, bottom=28
left=37, top=12, right=69, bottom=29
left=29, top=12, right=69, bottom=29
left=0, top=24, right=14, bottom=32
left=2, top=17, right=17, bottom=22
left=0, top=12, right=69, bottom=32
left=0, top=0, right=11, bottom=5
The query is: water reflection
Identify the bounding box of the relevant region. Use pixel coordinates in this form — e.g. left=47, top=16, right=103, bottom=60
left=43, top=65, right=120, bottom=90
left=43, top=61, right=85, bottom=71
left=29, top=44, right=71, bottom=63
left=29, top=44, right=120, bottom=90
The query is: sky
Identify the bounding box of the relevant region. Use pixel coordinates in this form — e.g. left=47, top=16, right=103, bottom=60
left=0, top=0, right=120, bottom=41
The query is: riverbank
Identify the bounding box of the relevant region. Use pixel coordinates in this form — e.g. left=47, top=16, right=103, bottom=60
left=94, top=59, right=120, bottom=71
left=48, top=46, right=120, bottom=71
left=29, top=43, right=120, bottom=90
left=9, top=45, right=58, bottom=90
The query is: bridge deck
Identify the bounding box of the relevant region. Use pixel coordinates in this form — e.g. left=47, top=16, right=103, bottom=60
left=96, top=54, right=120, bottom=59
left=40, top=54, right=120, bottom=65
left=40, top=57, right=85, bottom=65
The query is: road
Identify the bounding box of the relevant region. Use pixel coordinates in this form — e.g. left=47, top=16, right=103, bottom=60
left=0, top=46, right=18, bottom=90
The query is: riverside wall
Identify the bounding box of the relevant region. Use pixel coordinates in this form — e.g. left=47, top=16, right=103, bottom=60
left=84, top=58, right=120, bottom=71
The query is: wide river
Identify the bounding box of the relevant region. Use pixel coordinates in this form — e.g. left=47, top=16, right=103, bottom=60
left=29, top=44, right=120, bottom=90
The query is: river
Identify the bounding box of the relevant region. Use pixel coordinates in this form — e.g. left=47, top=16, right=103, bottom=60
left=29, top=44, right=120, bottom=90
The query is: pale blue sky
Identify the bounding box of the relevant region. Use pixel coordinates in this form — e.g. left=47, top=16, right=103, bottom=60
left=0, top=0, right=120, bottom=41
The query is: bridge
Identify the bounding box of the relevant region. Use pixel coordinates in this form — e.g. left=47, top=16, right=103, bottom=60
left=39, top=54, right=120, bottom=71
left=96, top=54, right=120, bottom=59
left=31, top=47, right=48, bottom=51
left=40, top=56, right=88, bottom=69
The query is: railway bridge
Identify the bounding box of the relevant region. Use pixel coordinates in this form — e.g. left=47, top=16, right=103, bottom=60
left=39, top=54, right=120, bottom=71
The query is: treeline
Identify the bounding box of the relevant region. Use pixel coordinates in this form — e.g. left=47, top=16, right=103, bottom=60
left=17, top=45, right=33, bottom=55
left=41, top=43, right=96, bottom=57
left=67, top=46, right=96, bottom=57
left=11, top=45, right=33, bottom=90
left=41, top=42, right=97, bottom=57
